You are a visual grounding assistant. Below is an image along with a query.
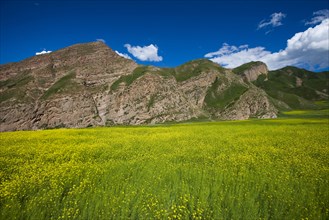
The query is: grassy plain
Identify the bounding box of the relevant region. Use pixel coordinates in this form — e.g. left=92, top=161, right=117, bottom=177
left=0, top=110, right=328, bottom=219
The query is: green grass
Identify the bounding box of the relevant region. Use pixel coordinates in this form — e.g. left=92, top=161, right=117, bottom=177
left=147, top=94, right=156, bottom=111
left=1, top=111, right=328, bottom=219
left=303, top=78, right=329, bottom=92
left=232, top=61, right=264, bottom=75
left=0, top=72, right=33, bottom=89
left=154, top=68, right=176, bottom=79
left=204, top=79, right=248, bottom=109
left=0, top=73, right=34, bottom=103
left=279, top=108, right=329, bottom=119
left=41, top=71, right=80, bottom=100
left=315, top=100, right=329, bottom=109
left=173, top=59, right=224, bottom=82
left=255, top=68, right=329, bottom=110
left=154, top=59, right=222, bottom=82
left=110, top=60, right=224, bottom=91
left=266, top=90, right=317, bottom=110
left=111, top=66, right=149, bottom=91
left=256, top=75, right=319, bottom=110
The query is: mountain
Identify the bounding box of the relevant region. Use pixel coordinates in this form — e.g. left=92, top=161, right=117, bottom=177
left=0, top=42, right=328, bottom=131
left=253, top=66, right=329, bottom=109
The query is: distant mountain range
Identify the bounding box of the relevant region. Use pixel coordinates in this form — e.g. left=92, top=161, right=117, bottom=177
left=0, top=42, right=328, bottom=131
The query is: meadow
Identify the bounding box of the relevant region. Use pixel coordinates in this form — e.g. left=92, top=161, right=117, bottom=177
left=0, top=111, right=328, bottom=219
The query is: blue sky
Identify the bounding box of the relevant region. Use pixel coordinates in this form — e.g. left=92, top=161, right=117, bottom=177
left=1, top=0, right=328, bottom=71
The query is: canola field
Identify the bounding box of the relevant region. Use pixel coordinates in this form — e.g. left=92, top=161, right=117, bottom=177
left=0, top=112, right=328, bottom=219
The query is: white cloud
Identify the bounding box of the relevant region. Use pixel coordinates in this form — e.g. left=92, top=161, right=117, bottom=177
left=36, top=50, right=52, bottom=55
left=305, top=9, right=329, bottom=25
left=258, top=12, right=286, bottom=29
left=205, top=19, right=329, bottom=71
left=206, top=45, right=271, bottom=68
left=115, top=50, right=132, bottom=60
left=124, top=44, right=163, bottom=62
left=96, top=39, right=106, bottom=43
left=205, top=43, right=238, bottom=57
left=204, top=44, right=251, bottom=58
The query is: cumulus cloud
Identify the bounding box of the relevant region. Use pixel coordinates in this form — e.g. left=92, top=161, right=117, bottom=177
left=205, top=44, right=249, bottom=58
left=96, top=39, right=106, bottom=43
left=205, top=45, right=271, bottom=68
left=205, top=19, right=329, bottom=71
left=36, top=50, right=52, bottom=55
left=305, top=9, right=329, bottom=25
left=115, top=50, right=132, bottom=60
left=124, top=44, right=163, bottom=62
left=258, top=12, right=286, bottom=29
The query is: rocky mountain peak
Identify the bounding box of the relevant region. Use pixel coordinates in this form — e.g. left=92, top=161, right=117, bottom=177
left=0, top=41, right=136, bottom=82
left=233, top=61, right=268, bottom=82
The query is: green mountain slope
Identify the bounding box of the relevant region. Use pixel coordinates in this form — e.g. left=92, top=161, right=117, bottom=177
left=252, top=66, right=329, bottom=110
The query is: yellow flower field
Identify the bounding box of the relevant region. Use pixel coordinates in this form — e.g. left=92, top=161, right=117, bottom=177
left=0, top=114, right=328, bottom=219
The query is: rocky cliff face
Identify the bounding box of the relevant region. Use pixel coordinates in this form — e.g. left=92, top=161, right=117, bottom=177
left=219, top=86, right=277, bottom=120
left=0, top=42, right=137, bottom=131
left=0, top=42, right=327, bottom=131
left=233, top=61, right=268, bottom=82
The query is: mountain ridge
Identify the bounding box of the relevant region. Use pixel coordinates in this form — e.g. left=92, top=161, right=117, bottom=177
left=0, top=42, right=328, bottom=131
